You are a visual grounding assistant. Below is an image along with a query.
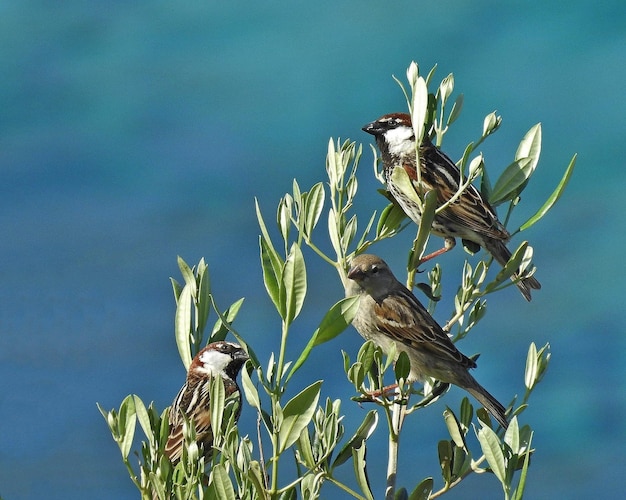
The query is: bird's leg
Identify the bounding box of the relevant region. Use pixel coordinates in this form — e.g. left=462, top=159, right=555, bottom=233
left=416, top=237, right=456, bottom=266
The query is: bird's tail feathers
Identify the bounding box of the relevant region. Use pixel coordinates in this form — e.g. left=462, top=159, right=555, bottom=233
left=466, top=384, right=508, bottom=429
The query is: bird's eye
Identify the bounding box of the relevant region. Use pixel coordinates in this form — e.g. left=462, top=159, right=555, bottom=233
left=371, top=266, right=379, bottom=274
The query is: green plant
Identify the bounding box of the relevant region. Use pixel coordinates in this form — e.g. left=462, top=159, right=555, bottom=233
left=98, top=60, right=574, bottom=499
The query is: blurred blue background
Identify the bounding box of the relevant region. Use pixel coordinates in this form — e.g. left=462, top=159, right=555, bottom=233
left=1, top=1, right=624, bottom=498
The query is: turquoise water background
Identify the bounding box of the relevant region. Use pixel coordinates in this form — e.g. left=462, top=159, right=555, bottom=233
left=1, top=1, right=624, bottom=498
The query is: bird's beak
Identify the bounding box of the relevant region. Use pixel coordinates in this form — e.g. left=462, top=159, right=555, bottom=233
left=362, top=120, right=380, bottom=135
left=235, top=349, right=250, bottom=363
left=347, top=265, right=363, bottom=280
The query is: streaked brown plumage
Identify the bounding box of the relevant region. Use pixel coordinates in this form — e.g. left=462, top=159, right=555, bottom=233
left=362, top=112, right=541, bottom=301
left=346, top=254, right=508, bottom=428
left=165, top=341, right=248, bottom=464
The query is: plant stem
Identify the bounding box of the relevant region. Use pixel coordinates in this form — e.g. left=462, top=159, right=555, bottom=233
left=385, top=400, right=406, bottom=500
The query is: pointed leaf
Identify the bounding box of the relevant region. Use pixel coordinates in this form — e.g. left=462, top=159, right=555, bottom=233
left=132, top=395, right=154, bottom=447
left=443, top=408, right=466, bottom=449
left=515, top=123, right=542, bottom=169
left=304, top=182, right=326, bottom=236
left=519, top=153, right=576, bottom=231
left=210, top=297, right=245, bottom=341
left=504, top=416, right=520, bottom=454
left=409, top=189, right=438, bottom=268
left=477, top=425, right=506, bottom=484
left=287, top=296, right=360, bottom=382
left=260, top=236, right=283, bottom=315
left=177, top=256, right=197, bottom=292
left=447, top=93, right=464, bottom=125
left=209, top=463, right=236, bottom=500
left=278, top=381, right=322, bottom=452
left=484, top=241, right=528, bottom=293
left=119, top=395, right=137, bottom=460
left=409, top=477, right=433, bottom=500
left=524, top=342, right=538, bottom=390
left=332, top=410, right=378, bottom=468
left=282, top=243, right=307, bottom=325
left=411, top=76, right=428, bottom=143
left=489, top=157, right=534, bottom=205
left=376, top=203, right=407, bottom=239
left=174, top=284, right=193, bottom=370
left=196, top=262, right=211, bottom=338
left=394, top=351, right=411, bottom=382
left=352, top=441, right=374, bottom=500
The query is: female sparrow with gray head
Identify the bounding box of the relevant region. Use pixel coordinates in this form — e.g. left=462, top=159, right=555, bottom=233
left=362, top=112, right=541, bottom=301
left=346, top=254, right=508, bottom=428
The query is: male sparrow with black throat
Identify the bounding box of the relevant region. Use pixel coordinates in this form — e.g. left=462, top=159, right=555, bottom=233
left=165, top=341, right=248, bottom=464
left=362, top=112, right=541, bottom=301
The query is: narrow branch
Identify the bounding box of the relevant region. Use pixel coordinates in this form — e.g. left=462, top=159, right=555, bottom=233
left=385, top=400, right=406, bottom=500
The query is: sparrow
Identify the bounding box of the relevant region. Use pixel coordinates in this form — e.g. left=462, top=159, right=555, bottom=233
left=346, top=254, right=508, bottom=429
left=362, top=112, right=541, bottom=301
left=164, top=341, right=249, bottom=464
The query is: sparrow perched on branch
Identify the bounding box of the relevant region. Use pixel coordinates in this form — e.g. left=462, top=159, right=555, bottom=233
left=346, top=254, right=508, bottom=428
left=165, top=341, right=249, bottom=464
left=362, top=112, right=541, bottom=301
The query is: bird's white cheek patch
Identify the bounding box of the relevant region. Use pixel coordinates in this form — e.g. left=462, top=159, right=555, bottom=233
left=199, top=350, right=231, bottom=376
left=385, top=127, right=415, bottom=157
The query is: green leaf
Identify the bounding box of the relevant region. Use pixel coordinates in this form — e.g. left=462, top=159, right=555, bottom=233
left=282, top=243, right=307, bottom=325
left=524, top=342, right=538, bottom=390
left=411, top=76, right=428, bottom=143
left=196, top=261, right=211, bottom=339
left=488, top=157, right=534, bottom=205
left=278, top=381, right=322, bottom=452
left=210, top=376, right=226, bottom=447
left=327, top=210, right=343, bottom=256
left=304, top=182, right=326, bottom=237
left=519, top=153, right=576, bottom=232
left=174, top=284, right=193, bottom=370
left=443, top=408, right=466, bottom=449
left=409, top=189, right=438, bottom=269
left=394, top=351, right=411, bottom=382
left=332, top=410, right=378, bottom=468
left=409, top=477, right=433, bottom=500
left=477, top=425, right=506, bottom=484
left=504, top=416, right=520, bottom=455
left=118, top=395, right=137, bottom=460
left=352, top=441, right=374, bottom=500
left=512, top=431, right=533, bottom=500
left=170, top=277, right=183, bottom=304
left=210, top=297, right=245, bottom=341
left=247, top=461, right=267, bottom=500
left=438, top=439, right=452, bottom=485
left=484, top=241, right=528, bottom=293
left=132, top=395, right=154, bottom=447
left=516, top=123, right=542, bottom=170
left=277, top=194, right=292, bottom=245
left=256, top=198, right=285, bottom=314
left=177, top=256, right=197, bottom=292
left=447, top=93, right=464, bottom=125
left=209, top=463, right=236, bottom=500
left=297, top=427, right=316, bottom=469
left=287, top=296, right=360, bottom=383
left=241, top=367, right=261, bottom=411
left=376, top=203, right=407, bottom=239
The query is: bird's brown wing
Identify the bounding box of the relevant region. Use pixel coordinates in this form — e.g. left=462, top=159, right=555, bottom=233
left=373, top=286, right=475, bottom=369
left=419, top=142, right=509, bottom=241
